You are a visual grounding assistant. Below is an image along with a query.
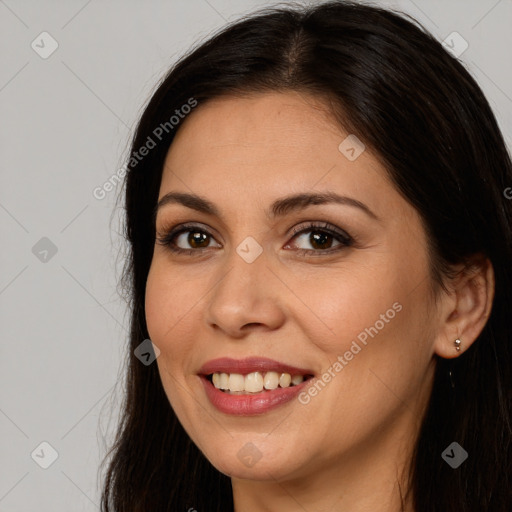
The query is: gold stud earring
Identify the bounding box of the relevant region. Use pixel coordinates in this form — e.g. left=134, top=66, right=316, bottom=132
left=454, top=338, right=461, bottom=352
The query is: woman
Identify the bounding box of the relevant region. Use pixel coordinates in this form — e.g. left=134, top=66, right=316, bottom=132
left=101, top=1, right=512, bottom=510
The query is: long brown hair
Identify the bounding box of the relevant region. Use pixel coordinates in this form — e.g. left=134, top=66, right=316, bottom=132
left=101, top=1, right=512, bottom=510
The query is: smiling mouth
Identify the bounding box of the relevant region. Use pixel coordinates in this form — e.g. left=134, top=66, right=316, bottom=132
left=205, top=371, right=315, bottom=394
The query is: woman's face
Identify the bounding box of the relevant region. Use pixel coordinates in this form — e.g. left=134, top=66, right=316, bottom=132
left=145, top=91, right=442, bottom=482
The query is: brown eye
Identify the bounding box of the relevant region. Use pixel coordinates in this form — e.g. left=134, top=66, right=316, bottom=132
left=186, top=230, right=210, bottom=248
left=156, top=224, right=221, bottom=254
left=307, top=231, right=335, bottom=250
left=156, top=221, right=354, bottom=256
left=286, top=222, right=353, bottom=255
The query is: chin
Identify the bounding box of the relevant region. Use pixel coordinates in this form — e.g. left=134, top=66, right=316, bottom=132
left=201, top=441, right=306, bottom=482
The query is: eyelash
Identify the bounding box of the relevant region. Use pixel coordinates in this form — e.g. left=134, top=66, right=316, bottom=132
left=156, top=221, right=355, bottom=257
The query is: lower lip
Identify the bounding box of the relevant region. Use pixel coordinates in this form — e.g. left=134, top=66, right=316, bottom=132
left=199, top=375, right=311, bottom=415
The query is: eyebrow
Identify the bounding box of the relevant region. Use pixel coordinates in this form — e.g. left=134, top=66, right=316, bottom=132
left=154, top=191, right=379, bottom=222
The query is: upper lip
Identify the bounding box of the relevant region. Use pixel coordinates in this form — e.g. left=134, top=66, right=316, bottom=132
left=198, top=357, right=314, bottom=376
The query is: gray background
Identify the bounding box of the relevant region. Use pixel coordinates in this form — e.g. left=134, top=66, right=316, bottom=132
left=1, top=0, right=511, bottom=510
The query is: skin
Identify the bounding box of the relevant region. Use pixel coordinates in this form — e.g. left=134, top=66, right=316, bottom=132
left=145, top=91, right=494, bottom=512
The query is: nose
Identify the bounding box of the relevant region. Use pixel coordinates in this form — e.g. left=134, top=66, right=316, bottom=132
left=205, top=241, right=286, bottom=338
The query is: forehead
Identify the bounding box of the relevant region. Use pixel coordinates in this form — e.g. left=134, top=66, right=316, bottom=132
left=158, top=91, right=402, bottom=221
left=167, top=91, right=342, bottom=158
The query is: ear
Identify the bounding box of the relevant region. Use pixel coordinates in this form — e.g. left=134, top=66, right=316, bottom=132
left=433, top=255, right=495, bottom=359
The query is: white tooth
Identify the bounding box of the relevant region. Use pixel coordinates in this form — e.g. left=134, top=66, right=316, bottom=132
left=245, top=372, right=264, bottom=392
left=214, top=371, right=300, bottom=392
left=219, top=372, right=229, bottom=390
left=229, top=373, right=245, bottom=392
left=263, top=371, right=279, bottom=390
left=291, top=374, right=304, bottom=385
left=279, top=373, right=291, bottom=388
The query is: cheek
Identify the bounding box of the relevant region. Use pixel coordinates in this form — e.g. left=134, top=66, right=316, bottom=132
left=295, top=276, right=433, bottom=445
left=291, top=263, right=403, bottom=353
left=144, top=264, right=199, bottom=422
left=145, top=261, right=193, bottom=342
left=294, top=252, right=432, bottom=393
left=144, top=263, right=194, bottom=382
left=145, top=268, right=168, bottom=345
